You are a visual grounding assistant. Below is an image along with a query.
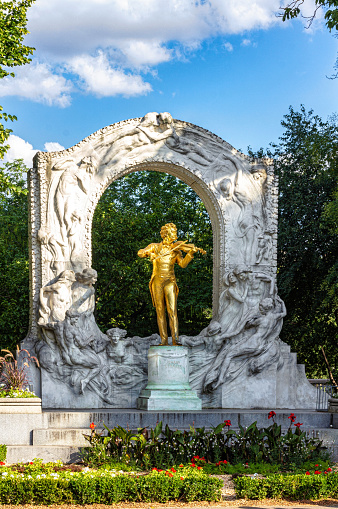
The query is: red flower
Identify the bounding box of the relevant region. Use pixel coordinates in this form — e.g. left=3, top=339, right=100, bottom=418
left=190, top=463, right=196, bottom=468
left=224, top=420, right=231, bottom=426
left=180, top=476, right=184, bottom=480
left=179, top=464, right=184, bottom=468
left=324, top=471, right=328, bottom=474
left=89, top=422, right=96, bottom=430
left=288, top=413, right=296, bottom=423
left=167, top=473, right=173, bottom=477
left=268, top=411, right=276, bottom=419
left=314, top=470, right=321, bottom=475
left=193, top=455, right=200, bottom=459
left=0, top=461, right=5, bottom=466
left=152, top=468, right=157, bottom=471
left=294, top=422, right=303, bottom=428
left=223, top=460, right=227, bottom=464
left=171, top=468, right=176, bottom=472
left=315, top=464, right=319, bottom=467
left=327, top=467, right=332, bottom=472
left=197, top=466, right=202, bottom=470
left=305, top=471, right=310, bottom=475
left=158, top=469, right=163, bottom=472
left=29, top=462, right=34, bottom=465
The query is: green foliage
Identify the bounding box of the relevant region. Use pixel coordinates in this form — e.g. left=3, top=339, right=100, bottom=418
left=0, top=160, right=29, bottom=352
left=0, top=346, right=39, bottom=391
left=0, top=466, right=222, bottom=504
left=0, top=444, right=6, bottom=462
left=82, top=416, right=326, bottom=471
left=0, top=1, right=35, bottom=158
left=234, top=472, right=338, bottom=500
left=271, top=106, right=338, bottom=378
left=0, top=388, right=36, bottom=397
left=280, top=0, right=338, bottom=31
left=92, top=170, right=213, bottom=338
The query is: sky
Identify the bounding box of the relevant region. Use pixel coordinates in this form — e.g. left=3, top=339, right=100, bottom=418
left=2, top=0, right=338, bottom=166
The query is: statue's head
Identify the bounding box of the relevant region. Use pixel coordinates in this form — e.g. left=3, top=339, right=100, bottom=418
left=159, top=112, right=173, bottom=125
left=59, top=270, right=76, bottom=283
left=141, top=112, right=159, bottom=127
left=75, top=267, right=98, bottom=284
left=250, top=163, right=267, bottom=183
left=160, top=223, right=177, bottom=242
left=259, top=298, right=274, bottom=314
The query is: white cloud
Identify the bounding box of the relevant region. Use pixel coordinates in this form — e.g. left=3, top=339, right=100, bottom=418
left=3, top=135, right=37, bottom=167
left=224, top=42, right=234, bottom=52
left=0, top=62, right=72, bottom=107
left=4, top=135, right=65, bottom=166
left=44, top=142, right=65, bottom=152
left=5, top=0, right=287, bottom=105
left=118, top=41, right=172, bottom=68
left=241, top=38, right=252, bottom=46
left=68, top=52, right=152, bottom=97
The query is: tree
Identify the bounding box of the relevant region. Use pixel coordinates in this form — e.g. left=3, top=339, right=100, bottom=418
left=271, top=106, right=338, bottom=378
left=0, top=160, right=29, bottom=351
left=92, top=170, right=213, bottom=338
left=0, top=0, right=35, bottom=159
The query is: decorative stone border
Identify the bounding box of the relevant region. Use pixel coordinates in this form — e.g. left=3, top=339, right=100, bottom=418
left=0, top=398, right=42, bottom=414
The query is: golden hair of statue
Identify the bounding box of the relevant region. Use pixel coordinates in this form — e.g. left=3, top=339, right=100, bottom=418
left=138, top=223, right=206, bottom=346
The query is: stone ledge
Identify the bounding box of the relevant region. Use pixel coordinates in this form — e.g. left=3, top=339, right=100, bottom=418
left=0, top=398, right=42, bottom=413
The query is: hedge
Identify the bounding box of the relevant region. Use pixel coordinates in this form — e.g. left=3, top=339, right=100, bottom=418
left=0, top=469, right=222, bottom=504
left=234, top=473, right=338, bottom=500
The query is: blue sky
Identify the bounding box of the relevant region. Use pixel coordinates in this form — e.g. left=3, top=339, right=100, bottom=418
left=2, top=0, right=337, bottom=165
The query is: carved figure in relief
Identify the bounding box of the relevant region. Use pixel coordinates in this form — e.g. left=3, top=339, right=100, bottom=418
left=245, top=271, right=274, bottom=316
left=60, top=312, right=104, bottom=394
left=218, top=266, right=250, bottom=336
left=53, top=159, right=92, bottom=244
left=102, top=112, right=176, bottom=166
left=138, top=223, right=205, bottom=345
left=38, top=270, right=76, bottom=325
left=203, top=295, right=286, bottom=393
left=37, top=229, right=66, bottom=276
left=255, top=232, right=273, bottom=264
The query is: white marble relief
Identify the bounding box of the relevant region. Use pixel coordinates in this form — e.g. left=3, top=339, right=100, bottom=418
left=25, top=112, right=317, bottom=409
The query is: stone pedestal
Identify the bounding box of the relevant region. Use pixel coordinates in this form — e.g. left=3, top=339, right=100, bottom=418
left=138, top=346, right=202, bottom=411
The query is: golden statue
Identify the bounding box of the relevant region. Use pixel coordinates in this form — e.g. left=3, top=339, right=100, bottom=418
left=138, top=223, right=206, bottom=346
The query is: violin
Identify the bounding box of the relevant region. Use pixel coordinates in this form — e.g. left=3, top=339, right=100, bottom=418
left=172, top=240, right=206, bottom=256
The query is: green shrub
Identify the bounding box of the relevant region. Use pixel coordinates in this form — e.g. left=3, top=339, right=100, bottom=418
left=0, top=467, right=222, bottom=504
left=0, top=444, right=6, bottom=462
left=234, top=472, right=338, bottom=500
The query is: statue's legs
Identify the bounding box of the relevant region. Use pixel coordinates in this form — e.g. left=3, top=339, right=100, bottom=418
left=164, top=282, right=179, bottom=345
left=152, top=280, right=169, bottom=345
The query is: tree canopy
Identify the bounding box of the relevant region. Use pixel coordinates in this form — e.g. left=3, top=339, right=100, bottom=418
left=0, top=0, right=35, bottom=159
left=271, top=106, right=338, bottom=377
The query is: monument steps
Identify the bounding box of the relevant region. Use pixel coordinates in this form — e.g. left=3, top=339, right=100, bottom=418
left=6, top=445, right=81, bottom=464
left=3, top=409, right=338, bottom=464
left=33, top=428, right=89, bottom=447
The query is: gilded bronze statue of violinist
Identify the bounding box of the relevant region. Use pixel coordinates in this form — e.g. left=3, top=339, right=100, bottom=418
left=138, top=223, right=206, bottom=346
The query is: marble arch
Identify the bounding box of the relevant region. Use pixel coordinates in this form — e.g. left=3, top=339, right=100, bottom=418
left=25, top=112, right=316, bottom=410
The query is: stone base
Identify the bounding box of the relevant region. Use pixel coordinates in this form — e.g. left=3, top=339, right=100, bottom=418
left=138, top=345, right=202, bottom=411
left=138, top=388, right=202, bottom=411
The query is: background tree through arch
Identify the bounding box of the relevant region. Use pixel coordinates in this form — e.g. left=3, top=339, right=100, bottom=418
left=92, top=170, right=213, bottom=338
